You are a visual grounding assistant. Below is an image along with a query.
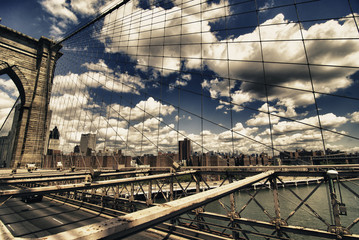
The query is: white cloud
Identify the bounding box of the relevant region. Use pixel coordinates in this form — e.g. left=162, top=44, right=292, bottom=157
left=53, top=61, right=145, bottom=95
left=202, top=78, right=254, bottom=112
left=183, top=123, right=261, bottom=153
left=98, top=2, right=359, bottom=113
left=259, top=0, right=275, bottom=11
left=97, top=2, right=357, bottom=115
left=99, top=0, right=224, bottom=75
left=205, top=14, right=358, bottom=109
left=249, top=111, right=352, bottom=153
left=40, top=0, right=112, bottom=39
left=350, top=112, right=359, bottom=123
left=0, top=77, right=18, bottom=99
left=50, top=93, right=89, bottom=115
left=169, top=74, right=192, bottom=91
left=70, top=0, right=109, bottom=16
left=52, top=72, right=85, bottom=93
left=49, top=24, right=65, bottom=39
left=108, top=97, right=176, bottom=122
left=270, top=126, right=352, bottom=153
left=231, top=90, right=253, bottom=112
left=41, top=0, right=78, bottom=23
left=0, top=107, right=12, bottom=130
left=82, top=59, right=114, bottom=73
left=0, top=77, right=19, bottom=129
left=216, top=105, right=224, bottom=110
left=271, top=113, right=348, bottom=134
left=202, top=78, right=230, bottom=98
left=246, top=103, right=299, bottom=126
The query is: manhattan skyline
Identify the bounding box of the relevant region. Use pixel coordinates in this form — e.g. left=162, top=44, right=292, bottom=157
left=0, top=0, right=358, bottom=157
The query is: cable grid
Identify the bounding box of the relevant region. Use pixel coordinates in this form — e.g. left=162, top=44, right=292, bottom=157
left=49, top=0, right=359, bottom=166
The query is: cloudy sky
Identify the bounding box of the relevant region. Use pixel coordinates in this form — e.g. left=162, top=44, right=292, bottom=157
left=1, top=0, right=359, bottom=157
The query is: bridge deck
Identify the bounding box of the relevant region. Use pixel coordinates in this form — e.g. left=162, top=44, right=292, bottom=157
left=29, top=171, right=274, bottom=240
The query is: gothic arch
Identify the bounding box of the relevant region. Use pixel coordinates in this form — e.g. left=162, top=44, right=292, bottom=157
left=0, top=61, right=27, bottom=106
left=0, top=25, right=62, bottom=167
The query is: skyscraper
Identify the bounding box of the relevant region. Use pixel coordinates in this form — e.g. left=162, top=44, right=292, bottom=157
left=178, top=138, right=191, bottom=162
left=48, top=126, right=60, bottom=152
left=80, top=133, right=96, bottom=154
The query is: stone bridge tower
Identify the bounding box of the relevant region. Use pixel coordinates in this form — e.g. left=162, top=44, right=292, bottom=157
left=0, top=25, right=62, bottom=167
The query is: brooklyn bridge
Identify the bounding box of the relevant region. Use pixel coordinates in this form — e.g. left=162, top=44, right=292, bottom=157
left=0, top=0, right=359, bottom=239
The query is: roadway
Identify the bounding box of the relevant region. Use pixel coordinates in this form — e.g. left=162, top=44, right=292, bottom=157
left=0, top=185, right=186, bottom=240
left=0, top=196, right=107, bottom=238
left=0, top=196, right=172, bottom=239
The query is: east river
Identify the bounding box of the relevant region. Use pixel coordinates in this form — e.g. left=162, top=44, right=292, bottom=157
left=200, top=180, right=359, bottom=239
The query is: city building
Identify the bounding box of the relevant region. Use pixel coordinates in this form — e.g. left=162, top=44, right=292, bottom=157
left=204, top=153, right=227, bottom=167
left=157, top=152, right=177, bottom=167
left=279, top=149, right=325, bottom=165
left=47, top=126, right=60, bottom=154
left=80, top=133, right=96, bottom=155
left=140, top=154, right=157, bottom=167
left=178, top=138, right=191, bottom=165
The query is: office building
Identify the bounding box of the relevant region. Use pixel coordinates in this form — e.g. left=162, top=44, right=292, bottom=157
left=178, top=138, right=191, bottom=162
left=80, top=133, right=96, bottom=155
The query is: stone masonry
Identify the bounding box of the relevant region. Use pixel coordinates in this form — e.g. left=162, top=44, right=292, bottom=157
left=0, top=24, right=62, bottom=167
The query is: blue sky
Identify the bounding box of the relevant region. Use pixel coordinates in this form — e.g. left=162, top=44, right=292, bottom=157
left=0, top=0, right=49, bottom=39
left=0, top=0, right=111, bottom=39
left=1, top=0, right=359, bottom=157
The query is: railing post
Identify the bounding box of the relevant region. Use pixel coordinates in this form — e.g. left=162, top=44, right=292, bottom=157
left=194, top=171, right=204, bottom=229
left=271, top=177, right=280, bottom=220
left=101, top=187, right=105, bottom=207
left=129, top=182, right=136, bottom=212
left=270, top=175, right=285, bottom=237
left=130, top=182, right=134, bottom=202
left=229, top=174, right=239, bottom=239
left=195, top=172, right=201, bottom=193
left=81, top=189, right=86, bottom=202
left=170, top=175, right=174, bottom=202
left=147, top=180, right=153, bottom=206
left=73, top=190, right=77, bottom=200
left=114, top=185, right=119, bottom=210
left=326, top=170, right=350, bottom=237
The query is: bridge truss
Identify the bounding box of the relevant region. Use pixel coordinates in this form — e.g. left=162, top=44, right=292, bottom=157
left=1, top=0, right=359, bottom=239
left=0, top=166, right=359, bottom=239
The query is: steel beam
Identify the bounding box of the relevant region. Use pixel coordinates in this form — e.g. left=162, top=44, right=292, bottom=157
left=155, top=223, right=232, bottom=240
left=2, top=166, right=358, bottom=183
left=0, top=175, right=86, bottom=184
left=0, top=170, right=150, bottom=184
left=28, top=171, right=274, bottom=240
left=0, top=170, right=196, bottom=198
left=193, top=212, right=359, bottom=240
left=183, top=164, right=359, bottom=170
left=182, top=165, right=359, bottom=178
left=0, top=219, right=13, bottom=240
left=0, top=171, right=87, bottom=181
